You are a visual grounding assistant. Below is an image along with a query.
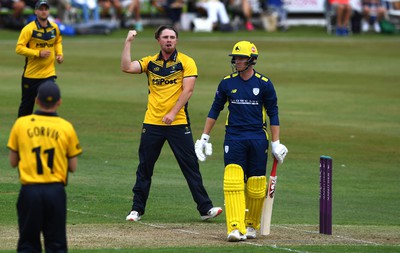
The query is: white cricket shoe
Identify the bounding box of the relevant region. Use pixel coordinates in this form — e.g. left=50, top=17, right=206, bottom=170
left=201, top=207, right=223, bottom=221
left=227, top=229, right=247, bottom=242
left=246, top=226, right=257, bottom=239
left=126, top=210, right=141, bottom=221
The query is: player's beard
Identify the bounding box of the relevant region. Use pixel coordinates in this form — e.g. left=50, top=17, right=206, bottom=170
left=162, top=43, right=175, bottom=54
left=37, top=14, right=49, bottom=22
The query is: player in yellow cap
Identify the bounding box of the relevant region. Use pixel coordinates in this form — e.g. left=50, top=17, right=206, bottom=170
left=196, top=41, right=288, bottom=241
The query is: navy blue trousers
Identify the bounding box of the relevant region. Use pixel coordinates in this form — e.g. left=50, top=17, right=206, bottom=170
left=17, top=183, right=67, bottom=253
left=18, top=76, right=55, bottom=117
left=131, top=124, right=213, bottom=215
left=223, top=139, right=269, bottom=178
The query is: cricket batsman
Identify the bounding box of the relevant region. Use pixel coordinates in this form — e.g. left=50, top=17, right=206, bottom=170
left=195, top=41, right=288, bottom=241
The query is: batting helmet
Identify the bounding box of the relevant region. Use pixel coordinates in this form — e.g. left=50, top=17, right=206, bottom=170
left=229, top=41, right=258, bottom=59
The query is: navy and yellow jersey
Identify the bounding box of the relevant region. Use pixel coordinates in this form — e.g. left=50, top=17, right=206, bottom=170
left=7, top=111, right=82, bottom=185
left=208, top=70, right=279, bottom=140
left=138, top=50, right=198, bottom=125
left=15, top=19, right=63, bottom=79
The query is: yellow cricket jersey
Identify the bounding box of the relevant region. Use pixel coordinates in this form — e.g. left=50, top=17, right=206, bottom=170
left=139, top=50, right=198, bottom=125
left=15, top=19, right=63, bottom=79
left=7, top=112, right=82, bottom=185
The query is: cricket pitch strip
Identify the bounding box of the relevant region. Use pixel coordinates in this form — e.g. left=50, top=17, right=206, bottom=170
left=0, top=223, right=399, bottom=250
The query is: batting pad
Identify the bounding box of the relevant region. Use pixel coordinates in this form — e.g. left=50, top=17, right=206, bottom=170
left=245, top=176, right=267, bottom=229
left=224, top=164, right=246, bottom=235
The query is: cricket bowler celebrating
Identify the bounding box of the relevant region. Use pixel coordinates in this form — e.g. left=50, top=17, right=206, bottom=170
left=195, top=41, right=288, bottom=242
left=121, top=25, right=222, bottom=222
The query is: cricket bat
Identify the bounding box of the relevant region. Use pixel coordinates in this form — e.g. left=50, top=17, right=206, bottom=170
left=260, top=158, right=279, bottom=236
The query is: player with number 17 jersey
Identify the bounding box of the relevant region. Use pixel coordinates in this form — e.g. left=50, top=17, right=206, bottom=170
left=7, top=112, right=82, bottom=185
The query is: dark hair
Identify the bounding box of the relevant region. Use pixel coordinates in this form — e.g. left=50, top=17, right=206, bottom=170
left=154, top=25, right=178, bottom=39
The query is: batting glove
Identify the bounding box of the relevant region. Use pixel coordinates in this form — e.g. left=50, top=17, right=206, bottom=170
left=271, top=140, right=288, bottom=164
left=195, top=134, right=213, bottom=162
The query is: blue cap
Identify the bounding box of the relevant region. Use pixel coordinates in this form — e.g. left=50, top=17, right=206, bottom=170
left=37, top=80, right=61, bottom=105
left=35, top=0, right=50, bottom=9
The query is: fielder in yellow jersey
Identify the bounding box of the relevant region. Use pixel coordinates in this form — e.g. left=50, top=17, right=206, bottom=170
left=7, top=81, right=82, bottom=253
left=15, top=0, right=64, bottom=117
left=121, top=25, right=222, bottom=222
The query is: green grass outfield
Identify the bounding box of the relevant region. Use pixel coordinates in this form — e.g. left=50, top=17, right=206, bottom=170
left=0, top=26, right=399, bottom=252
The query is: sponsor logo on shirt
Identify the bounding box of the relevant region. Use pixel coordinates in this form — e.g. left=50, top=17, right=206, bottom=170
left=152, top=78, right=178, bottom=85
left=231, top=99, right=259, bottom=105
left=36, top=42, right=54, bottom=48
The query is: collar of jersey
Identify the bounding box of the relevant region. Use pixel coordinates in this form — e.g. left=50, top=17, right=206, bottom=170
left=34, top=110, right=58, bottom=117
left=35, top=18, right=53, bottom=29
left=156, top=50, right=177, bottom=62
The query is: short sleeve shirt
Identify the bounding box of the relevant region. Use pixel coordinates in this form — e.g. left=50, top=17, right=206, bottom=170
left=138, top=50, right=198, bottom=125
left=7, top=112, right=82, bottom=185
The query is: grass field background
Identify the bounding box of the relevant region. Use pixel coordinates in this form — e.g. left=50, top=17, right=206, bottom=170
left=0, top=27, right=399, bottom=252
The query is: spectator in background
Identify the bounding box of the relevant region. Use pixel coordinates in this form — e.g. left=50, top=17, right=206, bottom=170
left=227, top=0, right=255, bottom=31
left=266, top=0, right=288, bottom=31
left=0, top=0, right=26, bottom=29
left=329, top=0, right=352, bottom=36
left=164, top=0, right=184, bottom=30
left=70, top=0, right=100, bottom=23
left=349, top=0, right=363, bottom=34
left=151, top=0, right=184, bottom=30
left=122, top=0, right=143, bottom=31
left=48, top=0, right=71, bottom=23
left=196, top=0, right=232, bottom=31
left=22, top=0, right=37, bottom=9
left=20, top=0, right=71, bottom=24
left=361, top=0, right=386, bottom=32
left=98, top=0, right=125, bottom=26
